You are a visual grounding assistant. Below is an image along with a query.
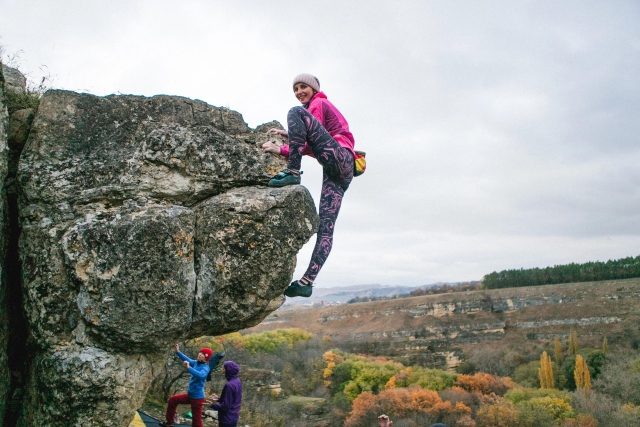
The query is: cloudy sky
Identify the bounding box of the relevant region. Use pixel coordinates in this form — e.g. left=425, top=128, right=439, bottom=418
left=2, top=0, right=640, bottom=288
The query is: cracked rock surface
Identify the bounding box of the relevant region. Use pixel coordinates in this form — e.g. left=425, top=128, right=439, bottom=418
left=10, top=90, right=318, bottom=426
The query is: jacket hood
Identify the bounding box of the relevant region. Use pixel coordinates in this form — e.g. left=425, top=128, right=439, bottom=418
left=310, top=92, right=327, bottom=102
left=224, top=361, right=240, bottom=379
left=304, top=92, right=327, bottom=109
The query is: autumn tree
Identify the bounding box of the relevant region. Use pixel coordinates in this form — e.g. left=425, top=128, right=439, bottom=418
left=569, top=330, right=579, bottom=355
left=322, top=350, right=344, bottom=387
left=554, top=337, right=564, bottom=366
left=344, top=387, right=471, bottom=427
left=539, top=351, right=555, bottom=389
left=475, top=397, right=520, bottom=427
left=454, top=372, right=516, bottom=396
left=563, top=414, right=598, bottom=427
left=574, top=355, right=591, bottom=393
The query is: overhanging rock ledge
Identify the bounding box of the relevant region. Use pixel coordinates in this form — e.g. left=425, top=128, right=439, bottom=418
left=9, top=89, right=318, bottom=427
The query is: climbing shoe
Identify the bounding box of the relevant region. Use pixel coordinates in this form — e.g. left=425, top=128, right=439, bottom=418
left=284, top=280, right=313, bottom=298
left=268, top=169, right=301, bottom=187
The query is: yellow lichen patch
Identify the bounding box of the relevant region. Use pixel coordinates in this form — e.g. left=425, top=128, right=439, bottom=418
left=173, top=231, right=194, bottom=258
left=92, top=317, right=99, bottom=325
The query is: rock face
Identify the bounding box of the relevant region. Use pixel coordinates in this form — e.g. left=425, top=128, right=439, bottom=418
left=0, top=65, right=26, bottom=94
left=7, top=108, right=34, bottom=148
left=0, top=63, right=11, bottom=426
left=3, top=89, right=318, bottom=426
left=21, top=345, right=155, bottom=427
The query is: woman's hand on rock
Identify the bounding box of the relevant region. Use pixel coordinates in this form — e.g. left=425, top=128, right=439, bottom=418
left=175, top=344, right=180, bottom=352
left=267, top=128, right=288, bottom=137
left=262, top=141, right=281, bottom=155
left=183, top=361, right=190, bottom=369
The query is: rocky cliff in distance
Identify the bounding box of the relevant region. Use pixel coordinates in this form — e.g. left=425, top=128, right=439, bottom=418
left=0, top=69, right=319, bottom=427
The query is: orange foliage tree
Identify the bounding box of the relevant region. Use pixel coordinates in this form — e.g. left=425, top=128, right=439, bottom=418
left=454, top=373, right=516, bottom=396
left=345, top=387, right=471, bottom=427
left=563, top=414, right=598, bottom=427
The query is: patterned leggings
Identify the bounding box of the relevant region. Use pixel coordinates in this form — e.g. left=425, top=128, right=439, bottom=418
left=287, top=106, right=354, bottom=282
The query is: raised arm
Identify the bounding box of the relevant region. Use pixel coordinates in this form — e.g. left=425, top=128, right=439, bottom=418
left=176, top=350, right=196, bottom=367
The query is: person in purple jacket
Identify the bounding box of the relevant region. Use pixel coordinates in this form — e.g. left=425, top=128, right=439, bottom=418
left=206, top=361, right=242, bottom=427
left=262, top=73, right=356, bottom=298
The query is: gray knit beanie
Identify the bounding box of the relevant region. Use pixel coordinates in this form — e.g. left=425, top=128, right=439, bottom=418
left=292, top=73, right=320, bottom=92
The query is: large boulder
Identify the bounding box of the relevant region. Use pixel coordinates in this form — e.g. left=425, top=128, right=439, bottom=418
left=0, top=65, right=26, bottom=94
left=14, top=90, right=317, bottom=426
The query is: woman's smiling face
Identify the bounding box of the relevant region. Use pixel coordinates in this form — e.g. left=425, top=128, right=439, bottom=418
left=294, top=82, right=315, bottom=104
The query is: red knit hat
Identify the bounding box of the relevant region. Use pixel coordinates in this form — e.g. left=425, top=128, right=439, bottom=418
left=200, top=348, right=213, bottom=362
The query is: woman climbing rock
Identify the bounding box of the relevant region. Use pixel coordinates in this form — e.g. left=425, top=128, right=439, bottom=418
left=262, top=73, right=357, bottom=298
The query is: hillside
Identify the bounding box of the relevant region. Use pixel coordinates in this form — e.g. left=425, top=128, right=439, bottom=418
left=278, top=283, right=441, bottom=309
left=243, top=278, right=640, bottom=370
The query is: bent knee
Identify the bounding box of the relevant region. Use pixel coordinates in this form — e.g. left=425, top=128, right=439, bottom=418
left=288, top=105, right=307, bottom=117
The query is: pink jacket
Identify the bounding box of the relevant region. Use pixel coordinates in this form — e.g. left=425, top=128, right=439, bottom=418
left=280, top=92, right=355, bottom=158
